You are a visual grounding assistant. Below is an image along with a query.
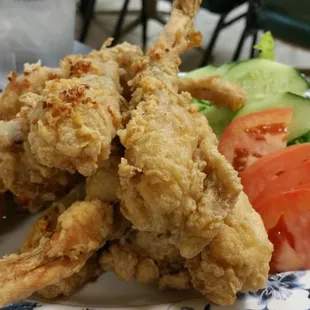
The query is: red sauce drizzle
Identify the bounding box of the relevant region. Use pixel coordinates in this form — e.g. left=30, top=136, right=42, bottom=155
left=233, top=123, right=288, bottom=172
left=232, top=147, right=249, bottom=172
left=245, top=123, right=287, bottom=141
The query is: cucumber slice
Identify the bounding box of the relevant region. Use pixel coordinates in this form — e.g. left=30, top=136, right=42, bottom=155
left=216, top=62, right=236, bottom=75
left=187, top=62, right=237, bottom=138
left=234, top=92, right=310, bottom=141
left=186, top=65, right=217, bottom=78
left=224, top=59, right=309, bottom=101
left=186, top=63, right=236, bottom=78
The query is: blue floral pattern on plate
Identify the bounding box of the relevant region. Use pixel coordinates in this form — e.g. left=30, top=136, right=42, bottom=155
left=2, top=271, right=310, bottom=310
left=237, top=271, right=310, bottom=310
left=0, top=302, right=40, bottom=310
left=170, top=271, right=310, bottom=310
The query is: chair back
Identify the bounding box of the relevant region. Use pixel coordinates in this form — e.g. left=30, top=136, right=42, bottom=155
left=262, top=0, right=310, bottom=23
left=256, top=0, right=310, bottom=48
left=202, top=0, right=246, bottom=14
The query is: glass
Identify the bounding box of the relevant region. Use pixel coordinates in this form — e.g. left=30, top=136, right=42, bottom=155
left=0, top=0, right=76, bottom=89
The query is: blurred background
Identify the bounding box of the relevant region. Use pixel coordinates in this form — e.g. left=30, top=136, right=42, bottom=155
left=76, top=0, right=310, bottom=72
left=0, top=0, right=310, bottom=78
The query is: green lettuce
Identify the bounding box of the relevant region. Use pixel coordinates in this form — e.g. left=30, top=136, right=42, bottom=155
left=254, top=31, right=275, bottom=60
left=288, top=131, right=310, bottom=145
left=191, top=99, right=235, bottom=138
left=191, top=99, right=211, bottom=112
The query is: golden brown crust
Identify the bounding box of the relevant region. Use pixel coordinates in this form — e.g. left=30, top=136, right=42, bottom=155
left=0, top=0, right=273, bottom=306
left=37, top=253, right=102, bottom=300
left=0, top=118, right=74, bottom=211
left=0, top=199, right=113, bottom=306
left=99, top=230, right=191, bottom=290
left=117, top=0, right=241, bottom=259
left=27, top=55, right=123, bottom=176
left=0, top=62, right=62, bottom=120
left=177, top=75, right=246, bottom=111
left=186, top=193, right=273, bottom=305
left=21, top=183, right=85, bottom=253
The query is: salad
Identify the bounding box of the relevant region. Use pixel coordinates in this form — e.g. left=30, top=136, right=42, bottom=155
left=189, top=32, right=310, bottom=274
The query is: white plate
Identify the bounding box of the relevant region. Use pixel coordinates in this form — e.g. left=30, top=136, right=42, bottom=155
left=1, top=209, right=310, bottom=310
left=1, top=74, right=310, bottom=310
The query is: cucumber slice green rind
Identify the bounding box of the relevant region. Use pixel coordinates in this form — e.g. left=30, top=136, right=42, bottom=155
left=223, top=59, right=309, bottom=101
left=234, top=92, right=310, bottom=141
left=187, top=62, right=237, bottom=138
left=186, top=63, right=236, bottom=78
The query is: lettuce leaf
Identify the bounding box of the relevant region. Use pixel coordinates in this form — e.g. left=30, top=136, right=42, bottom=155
left=254, top=31, right=275, bottom=60
left=191, top=99, right=211, bottom=112
left=288, top=131, right=310, bottom=145
left=191, top=99, right=235, bottom=138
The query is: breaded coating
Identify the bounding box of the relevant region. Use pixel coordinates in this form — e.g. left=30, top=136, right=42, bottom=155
left=38, top=253, right=102, bottom=300
left=101, top=194, right=272, bottom=306
left=19, top=183, right=102, bottom=300
left=85, top=152, right=130, bottom=240
left=18, top=154, right=121, bottom=301
left=0, top=62, right=61, bottom=120
left=21, top=183, right=85, bottom=253
left=118, top=0, right=241, bottom=258
left=177, top=75, right=246, bottom=111
left=88, top=41, right=145, bottom=122
left=0, top=199, right=113, bottom=306
left=186, top=192, right=273, bottom=305
left=27, top=53, right=123, bottom=176
left=0, top=0, right=273, bottom=306
left=0, top=252, right=93, bottom=306
left=0, top=117, right=73, bottom=211
left=103, top=41, right=144, bottom=85
left=86, top=155, right=121, bottom=202
left=100, top=230, right=191, bottom=289
left=104, top=42, right=145, bottom=117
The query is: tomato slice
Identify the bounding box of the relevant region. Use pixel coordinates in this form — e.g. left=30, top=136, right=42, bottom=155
left=218, top=108, right=293, bottom=172
left=253, top=160, right=310, bottom=211
left=240, top=144, right=310, bottom=203
left=294, top=183, right=310, bottom=190
left=259, top=188, right=310, bottom=273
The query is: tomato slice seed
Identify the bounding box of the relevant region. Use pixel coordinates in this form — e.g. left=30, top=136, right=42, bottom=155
left=252, top=160, right=310, bottom=211
left=219, top=108, right=293, bottom=172
left=258, top=188, right=310, bottom=273
left=240, top=144, right=310, bottom=203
